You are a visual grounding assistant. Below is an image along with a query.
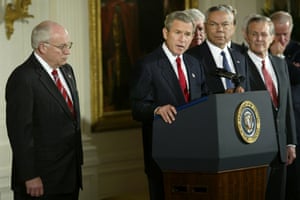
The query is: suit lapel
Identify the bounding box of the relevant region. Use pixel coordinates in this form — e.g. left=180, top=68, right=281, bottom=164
left=269, top=55, right=281, bottom=108
left=228, top=48, right=242, bottom=74
left=202, top=43, right=218, bottom=74
left=35, top=61, right=75, bottom=119
left=201, top=43, right=225, bottom=92
left=60, top=65, right=80, bottom=119
left=158, top=49, right=186, bottom=103
left=246, top=54, right=265, bottom=89
left=60, top=66, right=77, bottom=103
left=183, top=55, right=197, bottom=92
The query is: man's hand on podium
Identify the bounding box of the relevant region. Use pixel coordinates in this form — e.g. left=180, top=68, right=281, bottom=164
left=154, top=104, right=177, bottom=124
left=225, top=86, right=245, bottom=94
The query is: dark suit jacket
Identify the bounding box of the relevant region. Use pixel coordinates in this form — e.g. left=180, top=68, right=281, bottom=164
left=283, top=40, right=300, bottom=145
left=5, top=53, right=83, bottom=195
left=186, top=41, right=249, bottom=93
left=231, top=41, right=248, bottom=54
left=284, top=40, right=300, bottom=85
left=131, top=46, right=208, bottom=174
left=246, top=53, right=297, bottom=162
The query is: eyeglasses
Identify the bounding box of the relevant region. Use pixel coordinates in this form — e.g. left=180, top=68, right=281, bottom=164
left=44, top=42, right=73, bottom=50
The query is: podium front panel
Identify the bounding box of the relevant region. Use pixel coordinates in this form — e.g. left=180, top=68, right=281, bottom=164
left=152, top=91, right=277, bottom=172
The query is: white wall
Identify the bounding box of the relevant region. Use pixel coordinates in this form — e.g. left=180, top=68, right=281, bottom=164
left=0, top=0, right=98, bottom=199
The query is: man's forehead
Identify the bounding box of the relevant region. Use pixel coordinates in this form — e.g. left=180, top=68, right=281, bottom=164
left=207, top=10, right=233, bottom=20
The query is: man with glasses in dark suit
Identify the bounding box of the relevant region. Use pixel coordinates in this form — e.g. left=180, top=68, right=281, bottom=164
left=6, top=20, right=83, bottom=200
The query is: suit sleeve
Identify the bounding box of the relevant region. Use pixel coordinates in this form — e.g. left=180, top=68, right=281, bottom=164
left=6, top=69, right=37, bottom=182
left=283, top=62, right=298, bottom=145
left=130, top=60, right=157, bottom=122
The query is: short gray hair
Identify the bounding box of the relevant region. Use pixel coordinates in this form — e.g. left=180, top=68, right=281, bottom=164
left=31, top=20, right=60, bottom=49
left=164, top=10, right=195, bottom=32
left=205, top=5, right=235, bottom=24
left=246, top=14, right=274, bottom=35
left=270, top=11, right=293, bottom=32
left=185, top=8, right=205, bottom=23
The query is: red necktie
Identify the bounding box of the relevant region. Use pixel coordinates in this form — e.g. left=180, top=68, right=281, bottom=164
left=176, top=56, right=189, bottom=102
left=261, top=60, right=278, bottom=108
left=52, top=69, right=74, bottom=114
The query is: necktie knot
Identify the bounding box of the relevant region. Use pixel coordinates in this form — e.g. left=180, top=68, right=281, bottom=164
left=221, top=51, right=225, bottom=57
left=262, top=60, right=265, bottom=69
left=176, top=56, right=181, bottom=66
left=52, top=69, right=58, bottom=81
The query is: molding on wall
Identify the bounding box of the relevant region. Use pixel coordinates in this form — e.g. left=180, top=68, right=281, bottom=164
left=80, top=135, right=99, bottom=200
left=0, top=142, right=12, bottom=199
left=0, top=166, right=12, bottom=200
left=97, top=150, right=146, bottom=199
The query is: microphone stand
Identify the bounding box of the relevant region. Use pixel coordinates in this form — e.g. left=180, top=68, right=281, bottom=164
left=215, top=68, right=245, bottom=91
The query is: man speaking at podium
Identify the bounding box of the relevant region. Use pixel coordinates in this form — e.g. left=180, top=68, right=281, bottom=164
left=131, top=10, right=208, bottom=200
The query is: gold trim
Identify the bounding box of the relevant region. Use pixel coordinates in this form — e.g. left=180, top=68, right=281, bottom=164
left=89, top=0, right=101, bottom=126
left=185, top=0, right=199, bottom=9
left=4, top=0, right=34, bottom=40
left=89, top=0, right=140, bottom=132
left=235, top=100, right=261, bottom=144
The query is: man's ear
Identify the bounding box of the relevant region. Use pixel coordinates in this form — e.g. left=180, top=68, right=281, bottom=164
left=162, top=28, right=168, bottom=40
left=38, top=43, right=47, bottom=54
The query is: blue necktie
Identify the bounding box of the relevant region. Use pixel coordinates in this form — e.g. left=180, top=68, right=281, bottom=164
left=221, top=51, right=234, bottom=89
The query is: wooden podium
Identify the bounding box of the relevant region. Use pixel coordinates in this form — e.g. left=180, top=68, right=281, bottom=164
left=152, top=91, right=277, bottom=200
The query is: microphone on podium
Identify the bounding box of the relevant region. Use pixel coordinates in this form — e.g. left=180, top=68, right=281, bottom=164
left=215, top=68, right=245, bottom=88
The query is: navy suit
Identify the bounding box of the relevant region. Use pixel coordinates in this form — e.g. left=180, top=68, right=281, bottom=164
left=131, top=46, right=208, bottom=200
left=187, top=41, right=249, bottom=94
left=186, top=41, right=249, bottom=93
left=246, top=53, right=297, bottom=200
left=5, top=53, right=83, bottom=198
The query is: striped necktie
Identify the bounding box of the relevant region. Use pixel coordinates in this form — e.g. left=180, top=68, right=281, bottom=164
left=52, top=69, right=74, bottom=114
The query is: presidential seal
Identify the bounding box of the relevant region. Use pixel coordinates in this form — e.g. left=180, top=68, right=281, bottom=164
left=235, top=100, right=261, bottom=144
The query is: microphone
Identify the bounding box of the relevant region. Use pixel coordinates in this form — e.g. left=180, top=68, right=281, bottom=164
left=215, top=68, right=245, bottom=87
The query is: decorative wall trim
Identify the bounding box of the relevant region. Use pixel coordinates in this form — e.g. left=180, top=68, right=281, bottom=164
left=0, top=166, right=12, bottom=200
left=4, top=0, right=34, bottom=39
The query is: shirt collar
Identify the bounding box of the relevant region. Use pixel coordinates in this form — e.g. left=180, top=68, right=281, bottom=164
left=247, top=50, right=269, bottom=63
left=162, top=42, right=182, bottom=62
left=206, top=40, right=228, bottom=54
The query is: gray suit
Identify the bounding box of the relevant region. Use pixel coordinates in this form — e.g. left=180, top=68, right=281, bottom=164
left=246, top=53, right=297, bottom=200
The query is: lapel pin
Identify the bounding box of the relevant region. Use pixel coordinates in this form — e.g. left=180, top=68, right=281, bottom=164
left=192, top=73, right=196, bottom=78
